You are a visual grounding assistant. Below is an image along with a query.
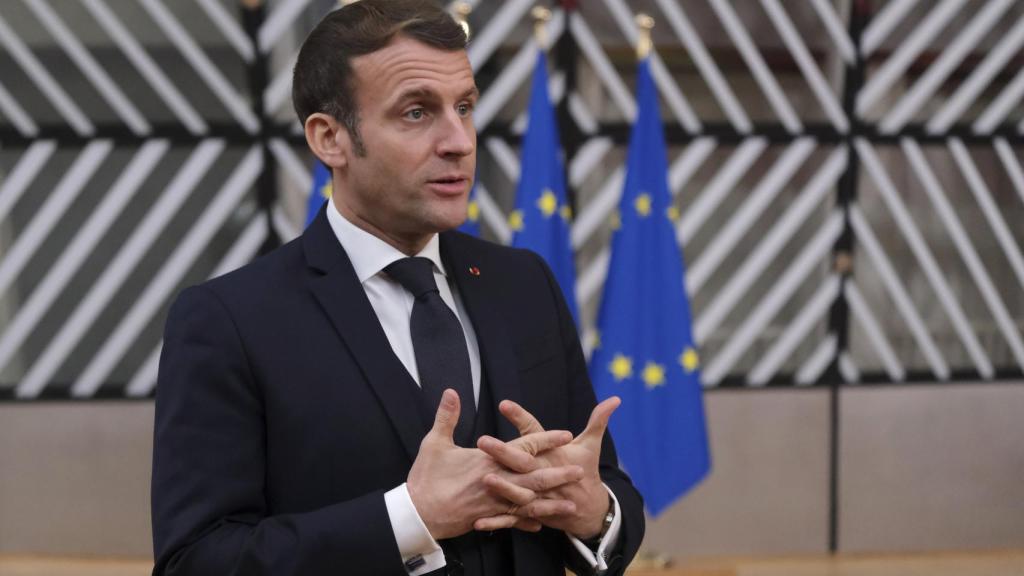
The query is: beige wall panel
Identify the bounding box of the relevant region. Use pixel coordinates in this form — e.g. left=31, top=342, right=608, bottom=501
left=0, top=403, right=153, bottom=558
left=7, top=384, right=1022, bottom=559
left=3, top=392, right=831, bottom=560
left=840, top=383, right=1024, bottom=552
left=644, top=390, right=831, bottom=559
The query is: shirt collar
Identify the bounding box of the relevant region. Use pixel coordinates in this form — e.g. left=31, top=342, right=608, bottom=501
left=325, top=200, right=446, bottom=284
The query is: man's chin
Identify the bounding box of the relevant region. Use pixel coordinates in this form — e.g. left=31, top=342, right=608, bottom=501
left=437, top=217, right=468, bottom=233
left=432, top=204, right=470, bottom=232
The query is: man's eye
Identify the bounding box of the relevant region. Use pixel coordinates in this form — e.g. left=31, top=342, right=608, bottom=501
left=406, top=109, right=424, bottom=120
left=457, top=103, right=473, bottom=116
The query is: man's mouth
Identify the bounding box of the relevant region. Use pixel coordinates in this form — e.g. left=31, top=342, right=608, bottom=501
left=427, top=176, right=470, bottom=195
left=430, top=175, right=467, bottom=184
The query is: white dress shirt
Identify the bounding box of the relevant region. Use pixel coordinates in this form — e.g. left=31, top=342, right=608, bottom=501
left=325, top=204, right=619, bottom=575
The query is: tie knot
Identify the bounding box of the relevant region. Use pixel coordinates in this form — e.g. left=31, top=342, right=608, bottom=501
left=385, top=257, right=439, bottom=299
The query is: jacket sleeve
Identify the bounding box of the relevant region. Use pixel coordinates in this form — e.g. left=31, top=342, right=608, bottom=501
left=528, top=253, right=646, bottom=576
left=152, top=285, right=407, bottom=576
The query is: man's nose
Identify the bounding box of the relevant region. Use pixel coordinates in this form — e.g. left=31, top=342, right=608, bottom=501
left=436, top=111, right=475, bottom=157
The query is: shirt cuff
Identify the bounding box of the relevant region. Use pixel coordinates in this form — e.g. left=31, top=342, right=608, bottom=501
left=567, top=485, right=623, bottom=574
left=384, top=483, right=446, bottom=575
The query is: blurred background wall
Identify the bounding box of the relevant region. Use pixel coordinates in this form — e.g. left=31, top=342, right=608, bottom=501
left=0, top=0, right=1022, bottom=562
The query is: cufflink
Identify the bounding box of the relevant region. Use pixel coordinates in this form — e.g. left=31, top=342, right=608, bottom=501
left=404, top=554, right=425, bottom=571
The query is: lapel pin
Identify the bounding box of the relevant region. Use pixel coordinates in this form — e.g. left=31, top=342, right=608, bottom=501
left=468, top=266, right=481, bottom=276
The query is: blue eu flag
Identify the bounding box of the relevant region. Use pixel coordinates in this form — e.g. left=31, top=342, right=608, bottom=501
left=458, top=184, right=481, bottom=237
left=510, top=51, right=579, bottom=322
left=590, top=57, right=710, bottom=516
left=305, top=161, right=332, bottom=228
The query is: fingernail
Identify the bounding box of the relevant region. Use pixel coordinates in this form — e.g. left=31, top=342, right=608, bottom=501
left=443, top=389, right=457, bottom=407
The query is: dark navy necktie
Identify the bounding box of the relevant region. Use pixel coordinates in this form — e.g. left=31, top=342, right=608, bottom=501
left=384, top=257, right=475, bottom=445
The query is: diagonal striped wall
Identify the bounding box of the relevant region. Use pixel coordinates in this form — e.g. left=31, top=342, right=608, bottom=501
left=0, top=0, right=1022, bottom=400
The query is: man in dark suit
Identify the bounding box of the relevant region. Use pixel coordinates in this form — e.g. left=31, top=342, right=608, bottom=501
left=151, top=1, right=644, bottom=574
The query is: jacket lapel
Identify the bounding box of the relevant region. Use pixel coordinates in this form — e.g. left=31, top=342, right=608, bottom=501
left=303, top=209, right=427, bottom=462
left=440, top=232, right=522, bottom=442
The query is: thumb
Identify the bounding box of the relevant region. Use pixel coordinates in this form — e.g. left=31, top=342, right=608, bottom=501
left=429, top=388, right=461, bottom=445
left=579, top=396, right=620, bottom=444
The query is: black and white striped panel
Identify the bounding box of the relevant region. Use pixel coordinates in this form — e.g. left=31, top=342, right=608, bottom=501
left=1, top=0, right=1022, bottom=399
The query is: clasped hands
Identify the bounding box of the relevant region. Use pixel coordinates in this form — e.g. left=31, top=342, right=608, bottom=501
left=407, top=388, right=620, bottom=542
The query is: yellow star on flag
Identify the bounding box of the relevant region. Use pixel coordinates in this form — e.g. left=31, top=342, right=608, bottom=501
left=610, top=210, right=621, bottom=231
left=642, top=361, right=666, bottom=389
left=536, top=189, right=557, bottom=218
left=609, top=354, right=633, bottom=381
left=560, top=204, right=572, bottom=222
left=320, top=181, right=333, bottom=200
left=679, top=348, right=700, bottom=373
left=466, top=200, right=480, bottom=222
left=634, top=193, right=652, bottom=217
left=508, top=209, right=524, bottom=232
left=666, top=205, right=680, bottom=222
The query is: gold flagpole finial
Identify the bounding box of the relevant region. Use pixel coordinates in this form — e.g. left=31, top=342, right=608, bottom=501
left=452, top=2, right=473, bottom=40
left=531, top=6, right=553, bottom=51
left=635, top=13, right=654, bottom=60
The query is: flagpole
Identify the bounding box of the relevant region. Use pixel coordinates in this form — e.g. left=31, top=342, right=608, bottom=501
left=635, top=13, right=654, bottom=61
left=451, top=2, right=472, bottom=41
left=531, top=6, right=552, bottom=52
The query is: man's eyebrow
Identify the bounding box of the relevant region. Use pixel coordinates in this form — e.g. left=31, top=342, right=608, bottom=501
left=393, top=87, right=437, bottom=104
left=391, top=86, right=480, bottom=107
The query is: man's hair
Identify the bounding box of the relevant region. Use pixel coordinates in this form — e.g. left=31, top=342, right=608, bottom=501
left=292, top=0, right=468, bottom=155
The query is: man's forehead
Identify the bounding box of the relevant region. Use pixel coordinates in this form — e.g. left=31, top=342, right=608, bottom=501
left=352, top=35, right=472, bottom=83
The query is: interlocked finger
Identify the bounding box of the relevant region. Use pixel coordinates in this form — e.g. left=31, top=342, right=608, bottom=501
left=478, top=429, right=571, bottom=473
left=474, top=514, right=519, bottom=531
left=473, top=514, right=543, bottom=533
left=483, top=473, right=536, bottom=507
left=514, top=429, right=573, bottom=457
left=518, top=464, right=584, bottom=493
left=519, top=497, right=576, bottom=519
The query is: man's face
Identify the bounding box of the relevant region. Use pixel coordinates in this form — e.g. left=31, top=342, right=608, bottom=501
left=334, top=35, right=478, bottom=252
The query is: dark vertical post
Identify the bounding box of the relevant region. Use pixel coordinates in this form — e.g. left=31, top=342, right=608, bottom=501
left=555, top=0, right=582, bottom=214
left=825, top=0, right=870, bottom=555
left=241, top=0, right=281, bottom=252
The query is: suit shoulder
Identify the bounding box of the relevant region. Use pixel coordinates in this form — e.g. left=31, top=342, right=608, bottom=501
left=184, top=235, right=306, bottom=306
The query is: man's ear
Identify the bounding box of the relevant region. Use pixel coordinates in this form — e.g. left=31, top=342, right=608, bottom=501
left=304, top=113, right=351, bottom=170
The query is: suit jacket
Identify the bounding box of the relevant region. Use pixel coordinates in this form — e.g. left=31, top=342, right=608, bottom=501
left=151, top=209, right=644, bottom=576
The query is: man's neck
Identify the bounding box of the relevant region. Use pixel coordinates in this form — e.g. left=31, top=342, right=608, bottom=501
left=331, top=198, right=431, bottom=256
